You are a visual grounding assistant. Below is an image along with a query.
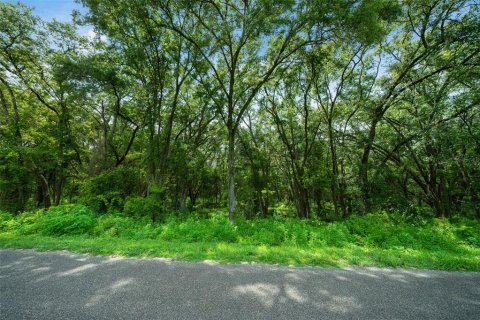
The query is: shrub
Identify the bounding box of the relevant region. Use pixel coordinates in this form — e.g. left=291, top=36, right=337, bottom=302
left=344, top=212, right=397, bottom=247
left=160, top=213, right=238, bottom=243
left=455, top=225, right=480, bottom=247
left=14, top=210, right=44, bottom=235
left=79, top=167, right=144, bottom=212
left=316, top=223, right=355, bottom=247
left=270, top=202, right=296, bottom=218
left=93, top=214, right=160, bottom=239
left=93, top=214, right=135, bottom=237
left=0, top=211, right=14, bottom=231
left=82, top=192, right=124, bottom=214
left=2, top=207, right=478, bottom=255
left=124, top=196, right=164, bottom=222
left=35, top=205, right=95, bottom=236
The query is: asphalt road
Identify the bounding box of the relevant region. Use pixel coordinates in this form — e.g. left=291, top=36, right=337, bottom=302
left=1, top=249, right=479, bottom=320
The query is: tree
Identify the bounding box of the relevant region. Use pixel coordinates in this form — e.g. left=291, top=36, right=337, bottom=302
left=357, top=0, right=480, bottom=211
left=1, top=0, right=479, bottom=221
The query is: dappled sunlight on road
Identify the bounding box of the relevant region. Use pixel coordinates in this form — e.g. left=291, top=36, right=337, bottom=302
left=232, top=283, right=280, bottom=307
left=230, top=274, right=361, bottom=314
left=1, top=249, right=479, bottom=320
left=85, top=278, right=134, bottom=307
left=58, top=263, right=98, bottom=277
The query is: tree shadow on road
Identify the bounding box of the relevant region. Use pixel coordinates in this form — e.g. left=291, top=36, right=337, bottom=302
left=1, top=249, right=479, bottom=320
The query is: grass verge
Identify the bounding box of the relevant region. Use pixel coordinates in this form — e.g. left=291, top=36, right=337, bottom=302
left=1, top=205, right=479, bottom=271
left=1, top=233, right=479, bottom=271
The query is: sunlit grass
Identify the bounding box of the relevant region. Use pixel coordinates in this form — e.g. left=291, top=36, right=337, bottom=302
left=1, top=206, right=479, bottom=271
left=1, top=233, right=479, bottom=271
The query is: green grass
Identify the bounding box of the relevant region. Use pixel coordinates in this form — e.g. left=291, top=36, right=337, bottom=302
left=0, top=205, right=479, bottom=271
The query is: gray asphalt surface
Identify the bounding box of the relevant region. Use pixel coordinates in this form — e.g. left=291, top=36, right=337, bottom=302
left=0, top=249, right=479, bottom=320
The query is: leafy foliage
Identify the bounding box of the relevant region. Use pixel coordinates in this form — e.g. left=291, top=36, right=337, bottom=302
left=35, top=205, right=95, bottom=236
left=2, top=206, right=479, bottom=250
left=1, top=207, right=479, bottom=270
left=124, top=196, right=164, bottom=222
left=0, top=0, right=479, bottom=256
left=78, top=167, right=144, bottom=212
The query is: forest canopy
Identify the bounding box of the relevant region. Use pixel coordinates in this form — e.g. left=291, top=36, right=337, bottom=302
left=1, top=0, right=479, bottom=221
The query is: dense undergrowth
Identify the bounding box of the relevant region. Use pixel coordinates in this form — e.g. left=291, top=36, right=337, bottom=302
left=1, top=205, right=479, bottom=270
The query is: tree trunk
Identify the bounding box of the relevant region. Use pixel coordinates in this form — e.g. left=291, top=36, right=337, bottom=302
left=33, top=167, right=51, bottom=209
left=339, top=160, right=348, bottom=216
left=0, top=78, right=27, bottom=212
left=227, top=130, right=235, bottom=222
left=313, top=188, right=323, bottom=213
left=296, top=187, right=310, bottom=219
left=188, top=184, right=198, bottom=207
left=292, top=171, right=309, bottom=219
left=472, top=191, right=480, bottom=219
left=359, top=118, right=379, bottom=213
left=328, top=122, right=343, bottom=217
left=179, top=188, right=187, bottom=211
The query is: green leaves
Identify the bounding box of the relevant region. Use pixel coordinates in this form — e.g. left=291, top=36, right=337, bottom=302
left=349, top=0, right=401, bottom=45
left=0, top=0, right=479, bottom=220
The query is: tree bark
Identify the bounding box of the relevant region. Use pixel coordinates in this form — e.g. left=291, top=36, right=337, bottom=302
left=32, top=164, right=51, bottom=209
left=227, top=130, right=236, bottom=222
left=359, top=117, right=380, bottom=213
left=328, top=120, right=347, bottom=217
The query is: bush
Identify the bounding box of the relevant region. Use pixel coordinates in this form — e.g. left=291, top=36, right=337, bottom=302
left=35, top=205, right=95, bottom=236
left=79, top=167, right=144, bottom=212
left=5, top=210, right=49, bottom=235
left=344, top=212, right=397, bottom=247
left=1, top=207, right=478, bottom=254
left=234, top=218, right=355, bottom=247
left=270, top=202, right=297, bottom=218
left=93, top=214, right=161, bottom=239
left=82, top=192, right=124, bottom=214
left=0, top=211, right=14, bottom=231
left=124, top=196, right=164, bottom=222
left=160, top=212, right=238, bottom=243
left=315, top=223, right=356, bottom=247
left=93, top=214, right=135, bottom=237
left=455, top=225, right=480, bottom=247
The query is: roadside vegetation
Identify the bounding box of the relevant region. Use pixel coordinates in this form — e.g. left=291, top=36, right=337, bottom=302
left=1, top=205, right=479, bottom=271
left=1, top=1, right=479, bottom=271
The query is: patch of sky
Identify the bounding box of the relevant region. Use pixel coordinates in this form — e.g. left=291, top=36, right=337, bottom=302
left=7, top=0, right=93, bottom=37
